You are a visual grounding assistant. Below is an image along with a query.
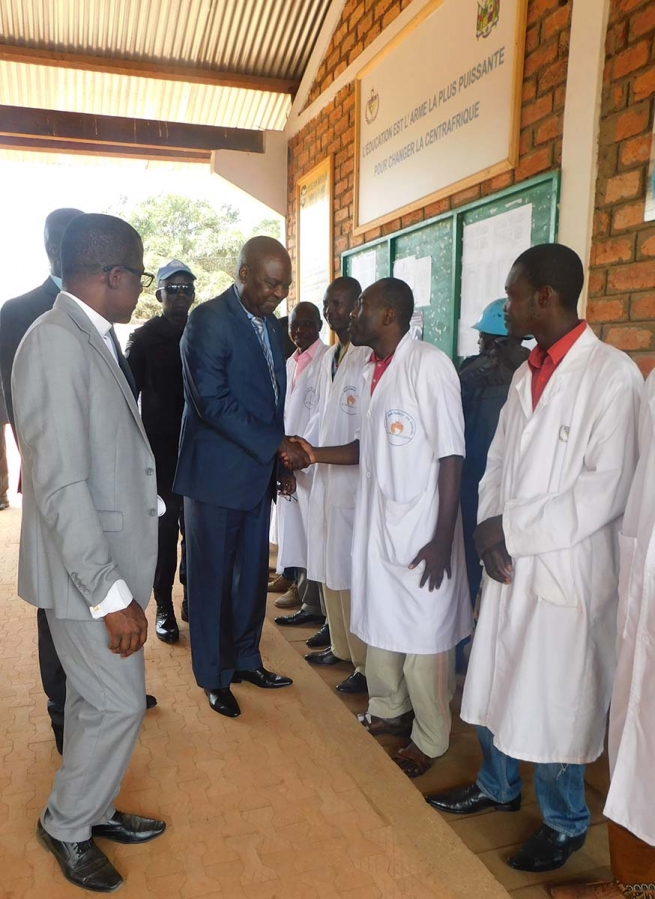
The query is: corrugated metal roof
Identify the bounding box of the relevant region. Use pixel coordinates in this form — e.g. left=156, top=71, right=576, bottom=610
left=0, top=61, right=292, bottom=130
left=0, top=0, right=331, bottom=129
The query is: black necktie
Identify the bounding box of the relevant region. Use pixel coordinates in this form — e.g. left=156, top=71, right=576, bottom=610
left=108, top=327, right=138, bottom=400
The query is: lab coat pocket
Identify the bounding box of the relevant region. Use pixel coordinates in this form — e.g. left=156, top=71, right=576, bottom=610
left=617, top=533, right=637, bottom=638
left=532, top=551, right=578, bottom=608
left=381, top=493, right=429, bottom=567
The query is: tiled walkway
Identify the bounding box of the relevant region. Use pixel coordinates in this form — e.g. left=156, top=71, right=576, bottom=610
left=0, top=480, right=610, bottom=898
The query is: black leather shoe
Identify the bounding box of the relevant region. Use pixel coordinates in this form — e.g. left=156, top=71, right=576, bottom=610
left=93, top=811, right=166, bottom=844
left=275, top=609, right=325, bottom=627
left=336, top=671, right=368, bottom=694
left=426, top=783, right=522, bottom=815
left=508, top=825, right=586, bottom=872
left=305, top=648, right=346, bottom=666
left=155, top=606, right=180, bottom=643
left=146, top=694, right=157, bottom=710
left=37, top=821, right=123, bottom=892
left=233, top=667, right=293, bottom=688
left=306, top=623, right=331, bottom=648
left=205, top=688, right=241, bottom=718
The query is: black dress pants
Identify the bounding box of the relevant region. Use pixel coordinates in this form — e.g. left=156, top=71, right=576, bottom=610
left=37, top=608, right=66, bottom=748
left=151, top=440, right=186, bottom=601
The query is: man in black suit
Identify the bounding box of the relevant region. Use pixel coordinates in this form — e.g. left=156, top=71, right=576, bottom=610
left=126, top=259, right=196, bottom=643
left=0, top=208, right=83, bottom=754
left=174, top=236, right=308, bottom=719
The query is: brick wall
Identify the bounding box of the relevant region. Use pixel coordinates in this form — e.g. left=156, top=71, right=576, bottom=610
left=287, top=0, right=573, bottom=305
left=587, top=0, right=655, bottom=376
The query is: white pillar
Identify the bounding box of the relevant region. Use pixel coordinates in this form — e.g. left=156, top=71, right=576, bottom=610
left=557, top=0, right=612, bottom=311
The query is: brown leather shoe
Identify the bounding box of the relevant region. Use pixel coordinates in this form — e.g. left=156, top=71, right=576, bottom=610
left=268, top=574, right=294, bottom=593
left=550, top=883, right=623, bottom=899
left=357, top=710, right=414, bottom=737
left=274, top=584, right=301, bottom=608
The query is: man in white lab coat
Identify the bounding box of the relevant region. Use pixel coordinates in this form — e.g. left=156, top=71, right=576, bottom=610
left=287, top=278, right=472, bottom=778
left=427, top=244, right=642, bottom=873
left=551, top=371, right=655, bottom=899
left=304, top=277, right=370, bottom=693
left=273, top=302, right=327, bottom=619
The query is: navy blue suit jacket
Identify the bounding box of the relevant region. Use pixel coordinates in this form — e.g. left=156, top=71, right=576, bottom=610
left=0, top=276, right=59, bottom=429
left=174, top=286, right=286, bottom=511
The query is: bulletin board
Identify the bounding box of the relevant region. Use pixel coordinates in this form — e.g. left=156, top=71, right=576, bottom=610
left=341, top=170, right=560, bottom=359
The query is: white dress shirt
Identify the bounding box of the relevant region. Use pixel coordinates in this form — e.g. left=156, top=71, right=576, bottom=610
left=64, top=292, right=133, bottom=620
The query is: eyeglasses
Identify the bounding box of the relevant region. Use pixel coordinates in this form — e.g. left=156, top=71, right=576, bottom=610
left=162, top=283, right=195, bottom=295
left=281, top=493, right=298, bottom=503
left=103, top=265, right=154, bottom=289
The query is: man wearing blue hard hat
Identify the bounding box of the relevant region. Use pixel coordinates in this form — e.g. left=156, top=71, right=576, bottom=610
left=458, top=299, right=528, bottom=611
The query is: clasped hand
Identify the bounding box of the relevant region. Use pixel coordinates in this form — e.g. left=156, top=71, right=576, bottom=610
left=105, top=600, right=148, bottom=658
left=474, top=515, right=513, bottom=584
left=278, top=435, right=315, bottom=471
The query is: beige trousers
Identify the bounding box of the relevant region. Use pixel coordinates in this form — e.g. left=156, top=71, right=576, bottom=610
left=366, top=646, right=456, bottom=758
left=322, top=585, right=367, bottom=674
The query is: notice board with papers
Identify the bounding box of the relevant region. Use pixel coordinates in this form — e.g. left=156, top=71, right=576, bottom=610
left=341, top=171, right=560, bottom=359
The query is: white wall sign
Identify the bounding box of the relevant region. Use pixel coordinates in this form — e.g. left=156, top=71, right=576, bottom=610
left=355, top=0, right=528, bottom=234
left=297, top=157, right=333, bottom=328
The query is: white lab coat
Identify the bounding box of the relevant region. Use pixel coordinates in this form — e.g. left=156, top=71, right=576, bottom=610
left=306, top=343, right=370, bottom=590
left=350, top=333, right=472, bottom=654
left=604, top=371, right=655, bottom=847
left=275, top=340, right=328, bottom=570
left=461, top=327, right=642, bottom=764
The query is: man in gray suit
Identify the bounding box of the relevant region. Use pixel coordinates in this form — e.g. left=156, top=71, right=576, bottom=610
left=12, top=214, right=166, bottom=893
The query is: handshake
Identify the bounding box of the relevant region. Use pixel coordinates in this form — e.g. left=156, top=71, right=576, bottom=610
left=278, top=435, right=316, bottom=471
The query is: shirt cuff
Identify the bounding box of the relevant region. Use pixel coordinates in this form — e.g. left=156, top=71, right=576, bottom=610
left=90, top=579, right=133, bottom=619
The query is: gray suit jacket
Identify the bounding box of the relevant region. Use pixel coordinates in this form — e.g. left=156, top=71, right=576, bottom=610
left=12, top=293, right=158, bottom=619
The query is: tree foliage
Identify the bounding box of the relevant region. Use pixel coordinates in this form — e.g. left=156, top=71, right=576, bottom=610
left=106, top=194, right=281, bottom=320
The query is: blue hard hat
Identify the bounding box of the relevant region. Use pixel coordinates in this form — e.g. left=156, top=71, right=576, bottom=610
left=472, top=299, right=508, bottom=336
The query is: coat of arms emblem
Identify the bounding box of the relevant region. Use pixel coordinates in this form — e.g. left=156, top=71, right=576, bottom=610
left=365, top=88, right=380, bottom=124
left=476, top=0, right=500, bottom=39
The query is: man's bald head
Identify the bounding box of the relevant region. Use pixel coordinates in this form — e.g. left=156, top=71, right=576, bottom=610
left=349, top=277, right=414, bottom=350
left=289, top=302, right=322, bottom=352
left=44, top=207, right=84, bottom=277
left=236, top=236, right=290, bottom=274
left=370, top=278, right=415, bottom=328
left=236, top=235, right=292, bottom=318
left=323, top=276, right=362, bottom=337
left=290, top=301, right=321, bottom=329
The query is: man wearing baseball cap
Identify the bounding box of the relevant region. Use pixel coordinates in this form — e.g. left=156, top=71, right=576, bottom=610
left=126, top=259, right=196, bottom=642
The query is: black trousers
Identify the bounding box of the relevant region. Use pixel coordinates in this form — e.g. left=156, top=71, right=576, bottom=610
left=151, top=439, right=186, bottom=602
left=37, top=608, right=66, bottom=731
left=184, top=494, right=271, bottom=690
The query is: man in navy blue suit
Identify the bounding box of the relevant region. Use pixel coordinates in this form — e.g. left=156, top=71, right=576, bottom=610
left=174, top=236, right=308, bottom=718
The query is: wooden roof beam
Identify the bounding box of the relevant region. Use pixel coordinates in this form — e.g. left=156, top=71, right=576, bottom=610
left=0, top=105, right=265, bottom=154
left=0, top=135, right=210, bottom=163
left=0, top=43, right=299, bottom=96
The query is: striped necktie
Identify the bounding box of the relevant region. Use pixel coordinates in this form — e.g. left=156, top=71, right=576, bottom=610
left=250, top=316, right=279, bottom=403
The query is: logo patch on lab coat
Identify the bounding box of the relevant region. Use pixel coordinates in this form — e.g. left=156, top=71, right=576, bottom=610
left=385, top=410, right=416, bottom=445
left=303, top=386, right=317, bottom=409
left=340, top=386, right=358, bottom=415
